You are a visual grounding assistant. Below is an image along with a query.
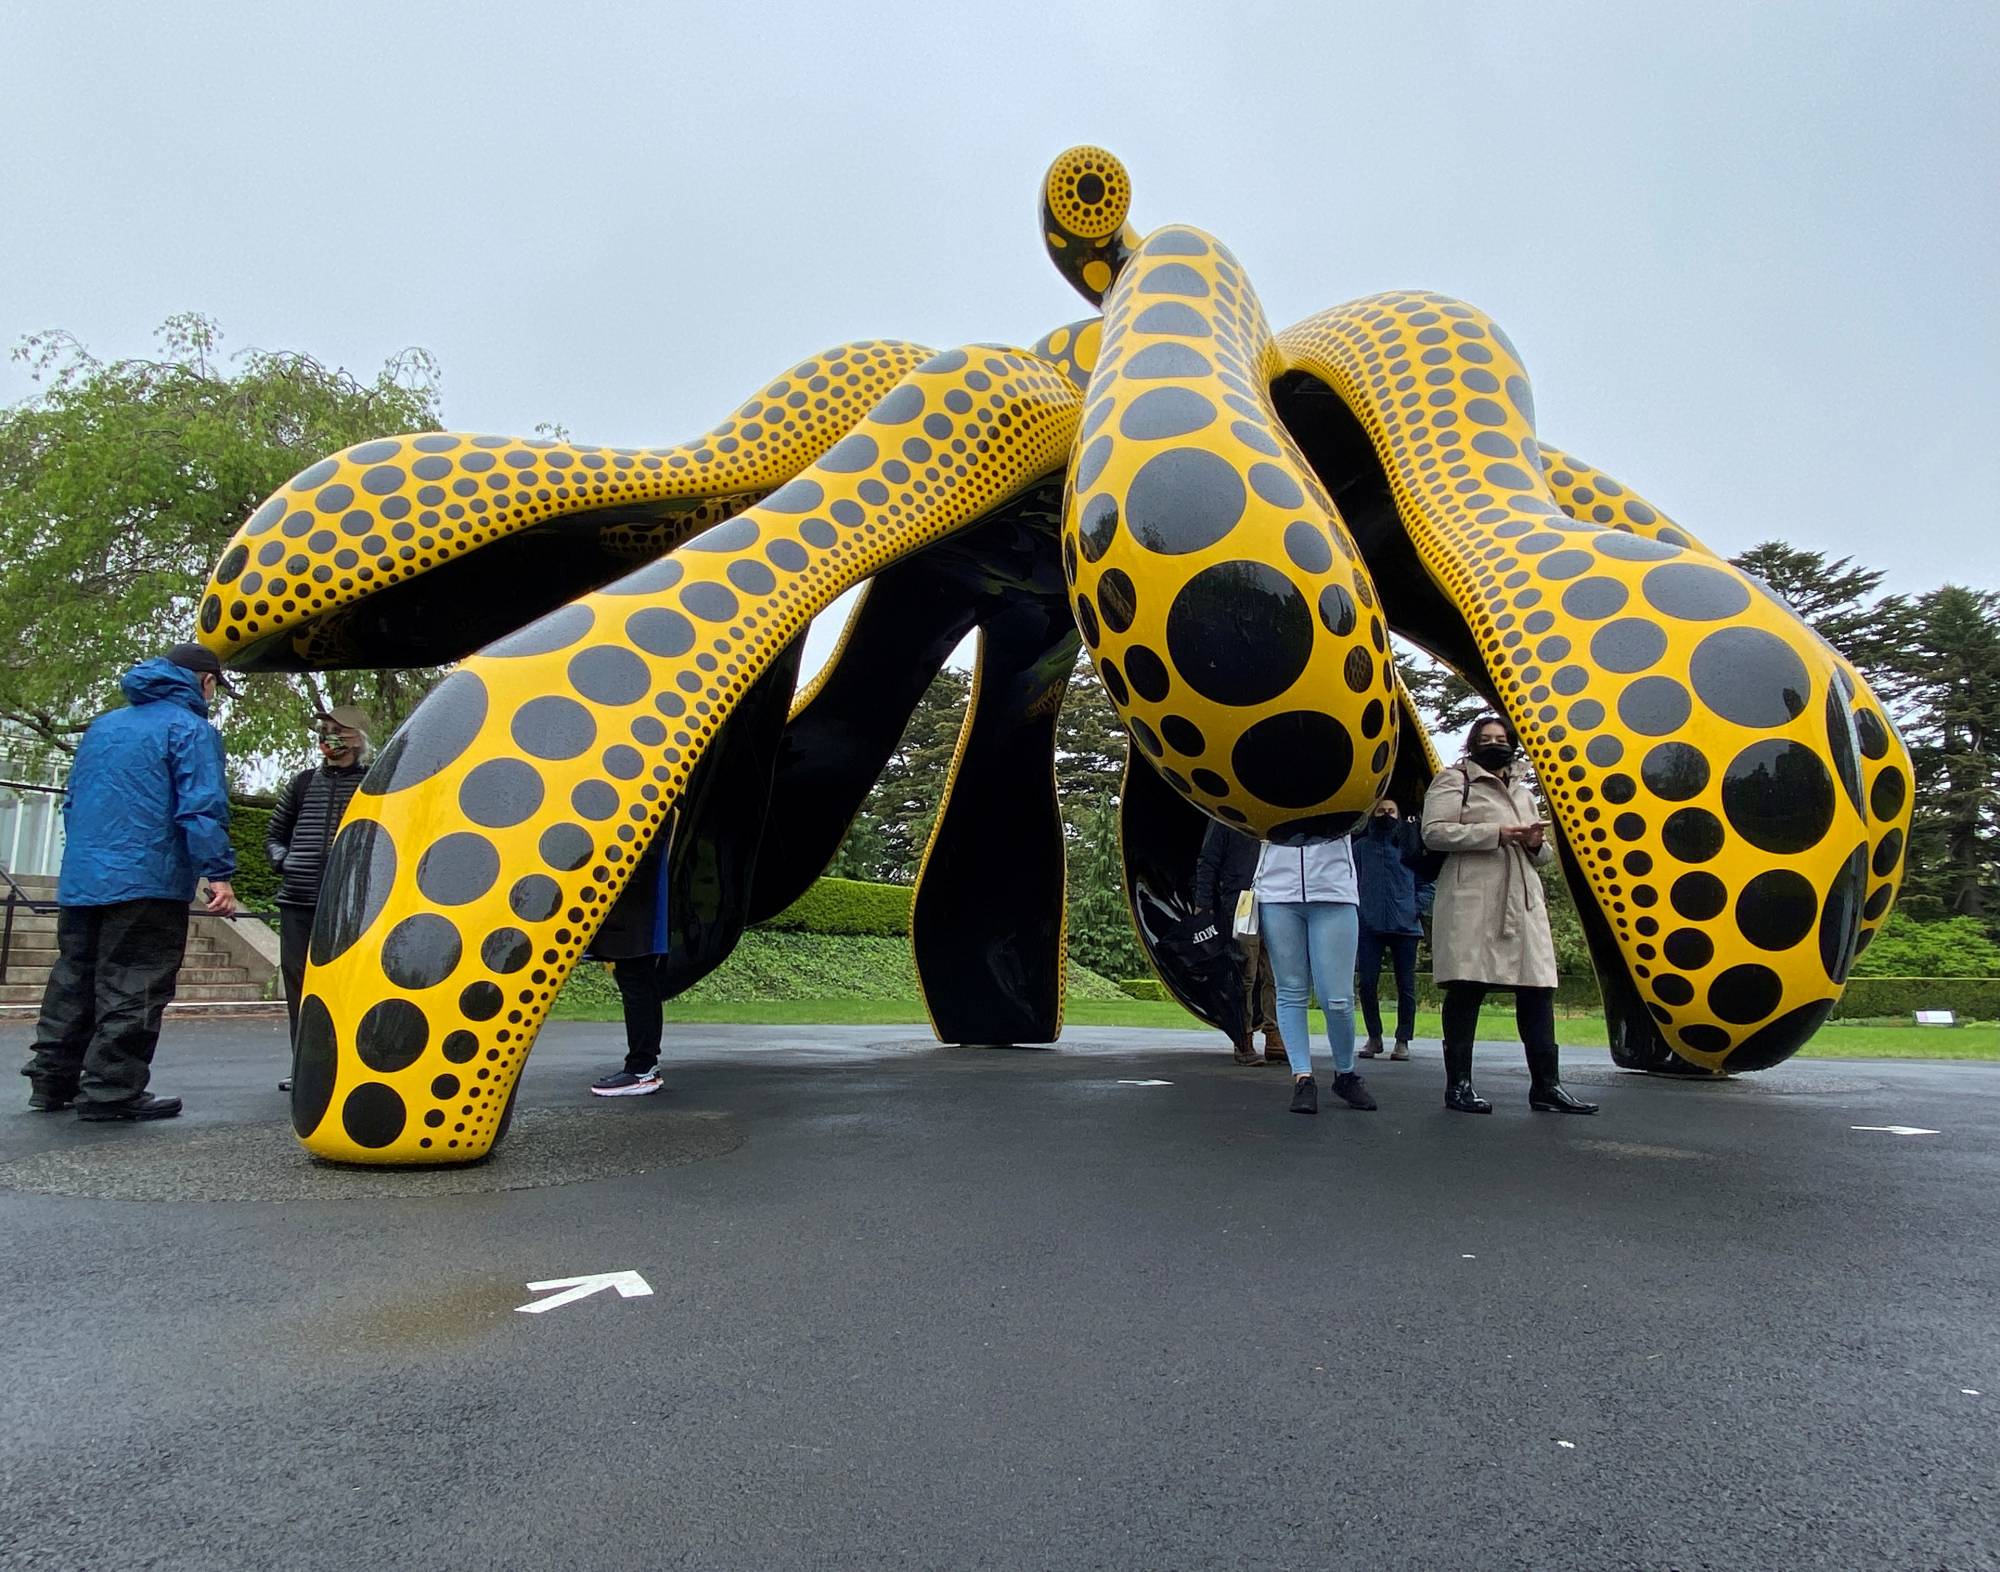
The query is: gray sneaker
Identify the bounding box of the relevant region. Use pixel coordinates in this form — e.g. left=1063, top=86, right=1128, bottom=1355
left=590, top=1067, right=663, bottom=1098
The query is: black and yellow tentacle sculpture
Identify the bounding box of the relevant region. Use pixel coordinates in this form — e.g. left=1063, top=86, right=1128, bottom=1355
left=197, top=146, right=1912, bottom=1163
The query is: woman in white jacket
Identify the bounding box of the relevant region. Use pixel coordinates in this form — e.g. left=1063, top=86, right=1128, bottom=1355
left=1252, top=834, right=1377, bottom=1116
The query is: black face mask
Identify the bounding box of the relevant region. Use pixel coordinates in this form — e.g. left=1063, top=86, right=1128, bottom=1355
left=1471, top=743, right=1515, bottom=771
left=1370, top=815, right=1397, bottom=835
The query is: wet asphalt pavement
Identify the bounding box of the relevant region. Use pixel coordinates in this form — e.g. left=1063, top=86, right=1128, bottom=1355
left=1, top=1019, right=1995, bottom=1571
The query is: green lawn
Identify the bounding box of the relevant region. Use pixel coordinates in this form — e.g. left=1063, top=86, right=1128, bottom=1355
left=634, top=996, right=2000, bottom=1062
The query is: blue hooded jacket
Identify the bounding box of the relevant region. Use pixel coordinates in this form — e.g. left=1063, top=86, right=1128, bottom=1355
left=56, top=659, right=235, bottom=907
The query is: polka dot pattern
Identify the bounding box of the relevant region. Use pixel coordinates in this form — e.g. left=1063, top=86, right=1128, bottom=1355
left=1277, top=294, right=1907, bottom=1070
left=1064, top=225, right=1393, bottom=842
left=194, top=341, right=935, bottom=668
left=286, top=346, right=1080, bottom=1162
left=1537, top=443, right=1913, bottom=963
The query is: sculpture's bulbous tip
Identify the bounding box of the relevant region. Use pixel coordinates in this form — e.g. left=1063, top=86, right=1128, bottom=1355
left=1042, top=146, right=1131, bottom=243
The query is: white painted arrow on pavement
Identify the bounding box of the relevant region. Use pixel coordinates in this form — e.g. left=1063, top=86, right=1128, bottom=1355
left=515, top=1270, right=654, bottom=1314
left=1851, top=1125, right=1940, bottom=1137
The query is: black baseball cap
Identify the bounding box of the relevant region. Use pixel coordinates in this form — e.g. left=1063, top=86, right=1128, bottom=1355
left=162, top=642, right=239, bottom=693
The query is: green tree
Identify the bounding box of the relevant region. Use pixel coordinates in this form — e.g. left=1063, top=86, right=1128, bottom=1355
left=1851, top=912, right=2000, bottom=979
left=1872, top=586, right=2000, bottom=928
left=1396, top=642, right=1485, bottom=751
left=0, top=315, right=445, bottom=777
left=829, top=664, right=971, bottom=883
left=1064, top=788, right=1145, bottom=980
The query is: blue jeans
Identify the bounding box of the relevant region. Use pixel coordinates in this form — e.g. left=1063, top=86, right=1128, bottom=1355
left=1356, top=930, right=1420, bottom=1044
left=1257, top=901, right=1359, bottom=1078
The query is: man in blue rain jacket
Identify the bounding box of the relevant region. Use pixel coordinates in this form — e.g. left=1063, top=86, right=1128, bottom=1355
left=21, top=645, right=239, bottom=1121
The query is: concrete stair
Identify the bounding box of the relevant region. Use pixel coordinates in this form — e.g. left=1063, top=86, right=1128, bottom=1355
left=0, top=878, right=282, bottom=1019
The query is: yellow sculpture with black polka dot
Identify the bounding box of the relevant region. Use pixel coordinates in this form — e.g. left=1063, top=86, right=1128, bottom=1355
left=1280, top=298, right=1882, bottom=1070
left=1058, top=224, right=1396, bottom=841
left=281, top=348, right=1080, bottom=1162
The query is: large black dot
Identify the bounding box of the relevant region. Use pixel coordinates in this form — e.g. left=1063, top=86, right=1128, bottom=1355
left=1125, top=645, right=1171, bottom=703
left=1232, top=710, right=1354, bottom=811
left=1662, top=929, right=1714, bottom=970
left=1709, top=964, right=1783, bottom=1025
left=1162, top=715, right=1205, bottom=754
left=1120, top=387, right=1216, bottom=441
left=367, top=671, right=488, bottom=795
left=1855, top=708, right=1891, bottom=760
left=1670, top=871, right=1728, bottom=921
left=568, top=646, right=650, bottom=707
left=310, top=819, right=397, bottom=966
left=290, top=994, right=337, bottom=1136
left=1689, top=627, right=1810, bottom=728
left=539, top=822, right=594, bottom=872
left=1735, top=870, right=1816, bottom=951
left=442, top=1030, right=480, bottom=1064
left=482, top=928, right=532, bottom=973
left=458, top=758, right=544, bottom=828
left=341, top=1083, right=407, bottom=1150
left=1098, top=570, right=1138, bottom=634
left=355, top=998, right=429, bottom=1073
left=627, top=608, right=696, bottom=658
left=1869, top=765, right=1906, bottom=821
left=1826, top=690, right=1864, bottom=815
left=1661, top=808, right=1726, bottom=864
left=1076, top=494, right=1119, bottom=563
left=1721, top=740, right=1836, bottom=854
left=509, top=874, right=562, bottom=922
left=1641, top=562, right=1751, bottom=622
left=1165, top=561, right=1314, bottom=707
left=1284, top=523, right=1333, bottom=575
left=680, top=582, right=739, bottom=623
left=1132, top=302, right=1210, bottom=337
left=1819, top=841, right=1869, bottom=984
left=1590, top=618, right=1667, bottom=674
left=417, top=832, right=500, bottom=905
left=381, top=913, right=463, bottom=989
left=1318, top=584, right=1356, bottom=637
left=512, top=696, right=596, bottom=761
left=1123, top=342, right=1215, bottom=379
left=1618, top=677, right=1691, bottom=737
left=1125, top=449, right=1247, bottom=555
left=1561, top=578, right=1628, bottom=620
left=1640, top=742, right=1709, bottom=802
left=460, top=981, right=504, bottom=1021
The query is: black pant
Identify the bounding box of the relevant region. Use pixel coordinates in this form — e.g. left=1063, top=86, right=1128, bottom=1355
left=277, top=902, right=316, bottom=1047
left=1356, top=930, right=1419, bottom=1043
left=1440, top=981, right=1558, bottom=1060
left=23, top=900, right=190, bottom=1105
left=612, top=956, right=668, bottom=1072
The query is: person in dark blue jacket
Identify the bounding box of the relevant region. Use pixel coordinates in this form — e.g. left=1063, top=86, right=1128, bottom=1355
left=21, top=646, right=238, bottom=1121
left=585, top=822, right=674, bottom=1097
left=1353, top=798, right=1432, bottom=1063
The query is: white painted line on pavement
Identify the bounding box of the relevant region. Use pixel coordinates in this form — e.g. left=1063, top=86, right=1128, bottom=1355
left=515, top=1270, right=654, bottom=1314
left=1963, top=1388, right=1982, bottom=1396
left=1557, top=1441, right=1576, bottom=1449
left=1117, top=1079, right=1173, bottom=1086
left=1851, top=1125, right=1940, bottom=1136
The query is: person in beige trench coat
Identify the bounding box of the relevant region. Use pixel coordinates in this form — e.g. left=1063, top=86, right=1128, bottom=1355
left=1422, top=715, right=1598, bottom=1117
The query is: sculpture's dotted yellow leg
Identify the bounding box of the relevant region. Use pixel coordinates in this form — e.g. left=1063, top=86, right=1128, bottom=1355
left=195, top=341, right=934, bottom=668
left=1536, top=445, right=1912, bottom=962
left=1061, top=223, right=1397, bottom=841
left=1279, top=294, right=1915, bottom=1070
left=293, top=347, right=1080, bottom=1163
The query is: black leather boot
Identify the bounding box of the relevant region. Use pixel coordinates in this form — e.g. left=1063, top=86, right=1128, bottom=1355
left=1442, top=1039, right=1490, bottom=1115
left=1526, top=1040, right=1598, bottom=1114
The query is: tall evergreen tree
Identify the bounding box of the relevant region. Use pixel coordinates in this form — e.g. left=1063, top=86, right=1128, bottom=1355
left=1730, top=541, right=1906, bottom=670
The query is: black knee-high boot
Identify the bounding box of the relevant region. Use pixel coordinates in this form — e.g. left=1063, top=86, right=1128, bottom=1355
left=1519, top=992, right=1598, bottom=1114
left=1441, top=983, right=1492, bottom=1114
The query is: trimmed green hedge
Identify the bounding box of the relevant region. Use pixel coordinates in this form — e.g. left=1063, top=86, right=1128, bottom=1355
left=761, top=876, right=913, bottom=937
left=1121, top=978, right=1167, bottom=1002
left=227, top=803, right=279, bottom=910
left=1831, top=977, right=2000, bottom=1021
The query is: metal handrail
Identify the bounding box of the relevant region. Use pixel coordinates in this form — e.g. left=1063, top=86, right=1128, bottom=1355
left=0, top=863, right=59, bottom=987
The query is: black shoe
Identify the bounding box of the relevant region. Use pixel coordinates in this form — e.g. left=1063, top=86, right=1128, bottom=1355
left=76, top=1093, right=183, bottom=1122
left=278, top=1078, right=292, bottom=1093
left=1444, top=1080, right=1492, bottom=1115
left=28, top=1087, right=75, bottom=1112
left=1530, top=1083, right=1599, bottom=1114
left=1332, top=1071, right=1378, bottom=1111
left=1290, top=1076, right=1318, bottom=1115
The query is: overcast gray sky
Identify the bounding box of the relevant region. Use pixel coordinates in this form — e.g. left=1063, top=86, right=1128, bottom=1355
left=6, top=0, right=1994, bottom=667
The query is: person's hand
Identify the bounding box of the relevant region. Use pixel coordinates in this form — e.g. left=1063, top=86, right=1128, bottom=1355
left=1520, top=822, right=1547, bottom=853
left=203, top=880, right=239, bottom=917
